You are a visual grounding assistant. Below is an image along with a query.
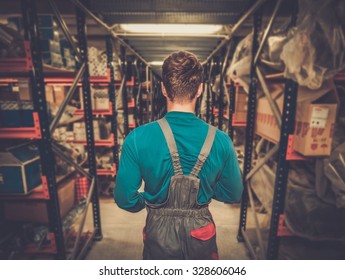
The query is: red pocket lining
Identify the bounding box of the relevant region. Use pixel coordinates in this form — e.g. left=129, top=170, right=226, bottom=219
left=190, top=223, right=216, bottom=241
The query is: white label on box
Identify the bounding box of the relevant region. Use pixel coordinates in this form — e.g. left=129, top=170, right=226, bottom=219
left=311, top=107, right=329, bottom=128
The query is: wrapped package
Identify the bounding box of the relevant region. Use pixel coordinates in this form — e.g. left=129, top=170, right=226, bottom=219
left=226, top=33, right=253, bottom=93
left=280, top=0, right=345, bottom=89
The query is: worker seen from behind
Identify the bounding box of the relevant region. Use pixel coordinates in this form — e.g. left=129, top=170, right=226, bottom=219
left=114, top=50, right=243, bottom=260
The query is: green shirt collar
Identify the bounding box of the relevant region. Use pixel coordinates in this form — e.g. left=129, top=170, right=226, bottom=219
left=165, top=111, right=196, bottom=119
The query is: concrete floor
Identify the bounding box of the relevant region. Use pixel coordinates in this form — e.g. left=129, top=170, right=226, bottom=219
left=84, top=197, right=251, bottom=260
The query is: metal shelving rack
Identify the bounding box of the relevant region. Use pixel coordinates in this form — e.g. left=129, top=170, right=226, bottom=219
left=0, top=0, right=110, bottom=259
left=234, top=0, right=301, bottom=260
left=106, top=36, right=119, bottom=170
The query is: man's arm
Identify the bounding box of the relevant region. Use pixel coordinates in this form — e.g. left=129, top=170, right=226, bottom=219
left=213, top=138, right=243, bottom=203
left=114, top=132, right=145, bottom=212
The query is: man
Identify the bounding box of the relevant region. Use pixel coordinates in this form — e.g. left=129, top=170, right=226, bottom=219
left=114, top=50, right=243, bottom=260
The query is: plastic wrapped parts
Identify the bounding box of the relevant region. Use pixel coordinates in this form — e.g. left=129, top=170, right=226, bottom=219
left=284, top=161, right=345, bottom=241
left=280, top=0, right=345, bottom=89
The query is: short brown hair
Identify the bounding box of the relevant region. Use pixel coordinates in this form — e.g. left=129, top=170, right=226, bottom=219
left=162, top=50, right=203, bottom=103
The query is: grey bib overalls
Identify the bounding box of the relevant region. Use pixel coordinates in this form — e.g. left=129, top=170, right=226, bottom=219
left=143, top=118, right=219, bottom=260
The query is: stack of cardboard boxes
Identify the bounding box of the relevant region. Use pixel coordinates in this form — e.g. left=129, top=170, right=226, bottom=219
left=255, top=80, right=339, bottom=156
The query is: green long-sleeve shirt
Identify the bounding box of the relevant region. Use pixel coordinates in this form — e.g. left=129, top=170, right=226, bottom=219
left=114, top=111, right=243, bottom=212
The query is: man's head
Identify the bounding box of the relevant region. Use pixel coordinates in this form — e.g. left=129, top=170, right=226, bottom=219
left=161, top=50, right=203, bottom=104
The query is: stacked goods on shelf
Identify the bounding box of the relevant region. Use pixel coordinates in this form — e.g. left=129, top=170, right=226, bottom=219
left=60, top=39, right=76, bottom=70
left=0, top=79, right=37, bottom=128
left=255, top=79, right=339, bottom=156
left=38, top=15, right=64, bottom=68
left=0, top=100, right=32, bottom=128
left=88, top=46, right=107, bottom=77
left=0, top=18, right=25, bottom=58
left=92, top=88, right=109, bottom=110
left=52, top=118, right=111, bottom=142
left=96, top=148, right=114, bottom=171
left=250, top=157, right=345, bottom=241
left=3, top=177, right=75, bottom=224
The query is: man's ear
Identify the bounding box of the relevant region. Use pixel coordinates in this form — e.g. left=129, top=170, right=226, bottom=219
left=196, top=83, right=203, bottom=98
left=161, top=82, right=168, bottom=97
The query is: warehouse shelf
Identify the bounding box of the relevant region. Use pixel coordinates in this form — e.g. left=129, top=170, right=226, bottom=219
left=0, top=41, right=32, bottom=74
left=0, top=112, right=41, bottom=139
left=44, top=67, right=111, bottom=84
left=232, top=117, right=247, bottom=127
left=66, top=133, right=114, bottom=147
left=96, top=164, right=116, bottom=176
left=285, top=135, right=306, bottom=160
left=255, top=131, right=306, bottom=161
left=214, top=107, right=247, bottom=127
left=265, top=71, right=345, bottom=82
left=128, top=98, right=135, bottom=108
left=23, top=232, right=57, bottom=255
left=0, top=172, right=75, bottom=201
left=129, top=124, right=136, bottom=129
left=277, top=215, right=295, bottom=237
left=74, top=102, right=113, bottom=115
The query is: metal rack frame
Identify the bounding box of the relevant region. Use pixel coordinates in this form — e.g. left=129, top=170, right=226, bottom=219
left=106, top=36, right=119, bottom=168
left=0, top=0, right=113, bottom=259
left=20, top=0, right=66, bottom=259
left=234, top=0, right=300, bottom=260
left=75, top=0, right=102, bottom=241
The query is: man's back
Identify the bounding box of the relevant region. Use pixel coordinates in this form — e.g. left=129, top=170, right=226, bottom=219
left=114, top=111, right=243, bottom=212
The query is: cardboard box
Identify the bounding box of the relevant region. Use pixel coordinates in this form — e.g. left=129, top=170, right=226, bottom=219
left=18, top=78, right=32, bottom=100
left=232, top=85, right=248, bottom=123
left=53, top=86, right=67, bottom=106
left=0, top=143, right=41, bottom=194
left=255, top=80, right=339, bottom=156
left=45, top=85, right=55, bottom=104
left=3, top=178, right=75, bottom=224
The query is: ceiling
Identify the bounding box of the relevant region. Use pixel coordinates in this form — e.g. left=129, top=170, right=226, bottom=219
left=0, top=0, right=296, bottom=77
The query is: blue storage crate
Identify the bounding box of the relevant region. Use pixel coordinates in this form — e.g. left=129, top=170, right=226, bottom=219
left=0, top=143, right=42, bottom=194
left=0, top=101, right=21, bottom=127
left=20, top=100, right=34, bottom=127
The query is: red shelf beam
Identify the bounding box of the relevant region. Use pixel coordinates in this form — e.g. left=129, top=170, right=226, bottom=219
left=0, top=112, right=41, bottom=139
left=0, top=41, right=32, bottom=74
left=97, top=164, right=117, bottom=176
left=286, top=134, right=306, bottom=161
left=24, top=232, right=57, bottom=254
left=277, top=214, right=295, bottom=237
left=0, top=176, right=50, bottom=200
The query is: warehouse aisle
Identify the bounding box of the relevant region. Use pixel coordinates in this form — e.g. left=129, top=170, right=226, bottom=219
left=84, top=198, right=251, bottom=260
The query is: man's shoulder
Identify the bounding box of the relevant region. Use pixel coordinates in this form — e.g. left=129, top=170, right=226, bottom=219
left=124, top=121, right=160, bottom=141
left=214, top=128, right=231, bottom=142
left=212, top=127, right=233, bottom=153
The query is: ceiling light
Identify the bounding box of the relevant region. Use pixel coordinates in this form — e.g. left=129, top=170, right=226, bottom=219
left=149, top=61, right=163, bottom=66
left=120, top=24, right=223, bottom=34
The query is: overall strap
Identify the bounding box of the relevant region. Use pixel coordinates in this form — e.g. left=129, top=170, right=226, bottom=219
left=157, top=118, right=183, bottom=175
left=190, top=125, right=216, bottom=178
